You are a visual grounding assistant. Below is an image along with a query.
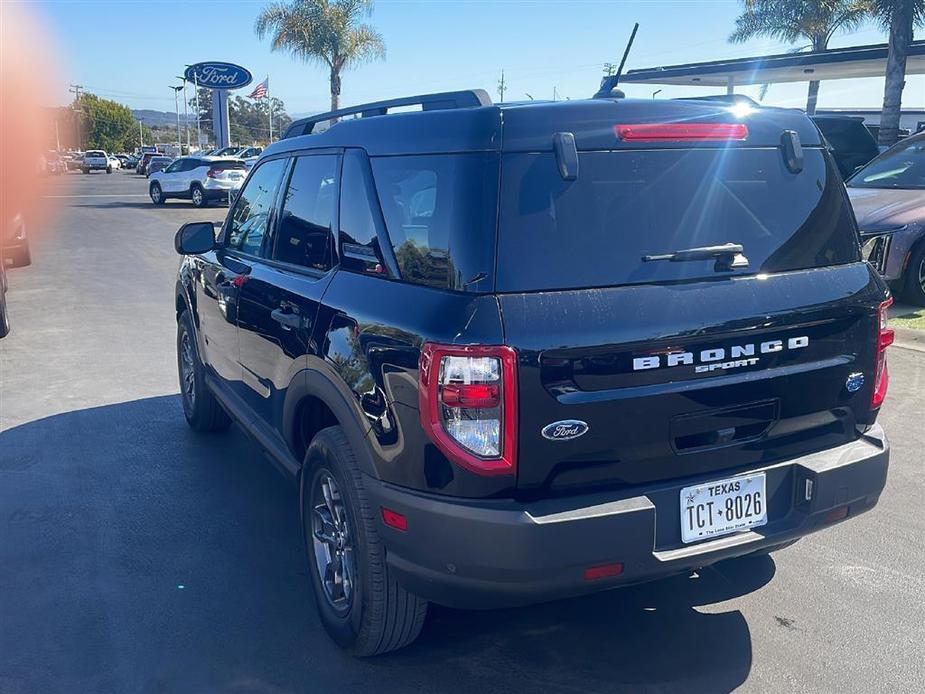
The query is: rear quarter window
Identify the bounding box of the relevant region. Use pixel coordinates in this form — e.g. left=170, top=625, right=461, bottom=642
left=370, top=153, right=498, bottom=292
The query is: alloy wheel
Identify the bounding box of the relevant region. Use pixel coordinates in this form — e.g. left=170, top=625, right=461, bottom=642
left=192, top=188, right=203, bottom=206
left=311, top=471, right=355, bottom=612
left=180, top=331, right=195, bottom=408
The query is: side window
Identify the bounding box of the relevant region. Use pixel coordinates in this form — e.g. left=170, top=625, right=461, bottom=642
left=339, top=149, right=388, bottom=274
left=274, top=154, right=338, bottom=271
left=225, top=158, right=287, bottom=257
left=164, top=159, right=183, bottom=174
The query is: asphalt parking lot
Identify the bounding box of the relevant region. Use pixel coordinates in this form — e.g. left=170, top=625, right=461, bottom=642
left=1, top=171, right=924, bottom=694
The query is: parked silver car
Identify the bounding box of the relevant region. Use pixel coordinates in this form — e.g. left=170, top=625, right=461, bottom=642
left=847, top=130, right=925, bottom=305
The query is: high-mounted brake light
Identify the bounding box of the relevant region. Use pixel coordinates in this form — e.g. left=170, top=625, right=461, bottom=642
left=419, top=343, right=517, bottom=476
left=615, top=123, right=749, bottom=142
left=872, top=298, right=894, bottom=409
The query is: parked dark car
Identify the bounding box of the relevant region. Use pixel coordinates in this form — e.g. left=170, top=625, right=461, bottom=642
left=145, top=156, right=172, bottom=177
left=811, top=115, right=880, bottom=179
left=136, top=151, right=160, bottom=176
left=174, top=89, right=893, bottom=655
left=848, top=130, right=925, bottom=305
left=0, top=261, right=9, bottom=338
left=2, top=213, right=30, bottom=268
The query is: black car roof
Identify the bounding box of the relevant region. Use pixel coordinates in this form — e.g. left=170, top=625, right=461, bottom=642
left=267, top=90, right=822, bottom=158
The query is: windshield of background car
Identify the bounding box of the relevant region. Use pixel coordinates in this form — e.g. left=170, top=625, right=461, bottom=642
left=847, top=138, right=925, bottom=190
left=495, top=147, right=860, bottom=292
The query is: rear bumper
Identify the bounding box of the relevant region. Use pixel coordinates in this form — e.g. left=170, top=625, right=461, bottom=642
left=369, top=426, right=889, bottom=609
left=202, top=180, right=243, bottom=199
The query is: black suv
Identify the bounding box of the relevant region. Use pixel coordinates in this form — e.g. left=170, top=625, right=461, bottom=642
left=174, top=88, right=892, bottom=655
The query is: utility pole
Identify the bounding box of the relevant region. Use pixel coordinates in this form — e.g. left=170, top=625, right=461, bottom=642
left=267, top=78, right=273, bottom=144
left=497, top=69, right=506, bottom=103
left=177, top=76, right=191, bottom=151
left=54, top=119, right=61, bottom=151
left=171, top=85, right=183, bottom=153
left=553, top=86, right=558, bottom=102
left=69, top=84, right=83, bottom=151
left=139, top=119, right=144, bottom=148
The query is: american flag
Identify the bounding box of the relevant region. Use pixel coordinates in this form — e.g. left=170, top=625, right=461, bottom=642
left=248, top=78, right=268, bottom=99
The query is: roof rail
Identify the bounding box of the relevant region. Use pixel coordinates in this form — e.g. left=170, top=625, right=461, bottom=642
left=282, top=89, right=492, bottom=139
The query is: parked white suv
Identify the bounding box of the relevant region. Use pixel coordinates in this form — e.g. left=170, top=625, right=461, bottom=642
left=148, top=156, right=248, bottom=207
left=82, top=150, right=112, bottom=174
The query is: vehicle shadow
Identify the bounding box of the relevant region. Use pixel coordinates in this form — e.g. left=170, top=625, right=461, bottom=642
left=0, top=395, right=768, bottom=694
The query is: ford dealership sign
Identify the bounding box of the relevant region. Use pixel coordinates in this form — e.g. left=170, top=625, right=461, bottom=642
left=184, top=62, right=253, bottom=90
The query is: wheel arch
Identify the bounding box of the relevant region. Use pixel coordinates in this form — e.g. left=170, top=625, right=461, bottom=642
left=285, top=367, right=380, bottom=485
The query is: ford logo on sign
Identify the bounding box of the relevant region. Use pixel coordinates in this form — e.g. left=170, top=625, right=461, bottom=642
left=541, top=420, right=589, bottom=441
left=184, top=62, right=253, bottom=90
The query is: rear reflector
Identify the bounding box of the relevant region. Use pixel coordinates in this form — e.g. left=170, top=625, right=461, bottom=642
left=616, top=123, right=749, bottom=142
left=381, top=507, right=408, bottom=531
left=584, top=562, right=624, bottom=581
left=824, top=506, right=849, bottom=524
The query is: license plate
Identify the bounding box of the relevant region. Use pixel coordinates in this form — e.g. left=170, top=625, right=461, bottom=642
left=680, top=472, right=767, bottom=544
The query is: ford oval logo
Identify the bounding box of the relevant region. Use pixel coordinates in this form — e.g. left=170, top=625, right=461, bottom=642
left=184, top=62, right=253, bottom=90
left=845, top=372, right=865, bottom=393
left=542, top=420, right=589, bottom=441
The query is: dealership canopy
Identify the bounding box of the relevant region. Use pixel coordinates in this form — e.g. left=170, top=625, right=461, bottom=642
left=620, top=41, right=925, bottom=92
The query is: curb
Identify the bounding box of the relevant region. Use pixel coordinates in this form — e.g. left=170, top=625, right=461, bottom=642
left=893, top=326, right=925, bottom=353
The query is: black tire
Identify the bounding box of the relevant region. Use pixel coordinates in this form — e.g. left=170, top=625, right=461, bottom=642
left=81, top=168, right=89, bottom=174
left=177, top=310, right=231, bottom=432
left=149, top=182, right=165, bottom=205
left=106, top=167, right=112, bottom=174
left=0, top=293, right=9, bottom=339
left=302, top=426, right=427, bottom=656
left=903, top=241, right=925, bottom=307
left=190, top=184, right=207, bottom=208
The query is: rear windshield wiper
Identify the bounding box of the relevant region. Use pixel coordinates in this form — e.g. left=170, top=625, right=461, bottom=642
left=642, top=243, right=749, bottom=271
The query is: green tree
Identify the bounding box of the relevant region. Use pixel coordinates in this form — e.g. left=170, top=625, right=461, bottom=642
left=729, top=0, right=870, bottom=114
left=869, top=0, right=925, bottom=146
left=254, top=0, right=385, bottom=113
left=79, top=93, right=151, bottom=152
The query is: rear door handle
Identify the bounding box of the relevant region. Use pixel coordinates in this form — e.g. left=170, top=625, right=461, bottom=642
left=271, top=308, right=301, bottom=330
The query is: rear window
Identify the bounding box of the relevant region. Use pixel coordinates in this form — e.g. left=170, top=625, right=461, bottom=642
left=209, top=160, right=246, bottom=170
left=87, top=151, right=105, bottom=157
left=496, top=148, right=859, bottom=292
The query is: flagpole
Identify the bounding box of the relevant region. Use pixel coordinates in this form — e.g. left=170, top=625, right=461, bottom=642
left=267, top=77, right=272, bottom=144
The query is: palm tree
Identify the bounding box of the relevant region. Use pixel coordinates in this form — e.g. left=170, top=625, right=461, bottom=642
left=729, top=0, right=870, bottom=114
left=869, top=0, right=925, bottom=146
left=255, top=0, right=385, bottom=114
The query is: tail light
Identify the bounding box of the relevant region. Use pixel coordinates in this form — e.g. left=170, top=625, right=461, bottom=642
left=872, top=298, right=894, bottom=409
left=206, top=168, right=220, bottom=178
left=419, top=343, right=517, bottom=476
left=616, top=123, right=748, bottom=142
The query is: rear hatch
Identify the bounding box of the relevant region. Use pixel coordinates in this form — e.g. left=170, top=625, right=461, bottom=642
left=206, top=159, right=247, bottom=184
left=496, top=105, right=886, bottom=496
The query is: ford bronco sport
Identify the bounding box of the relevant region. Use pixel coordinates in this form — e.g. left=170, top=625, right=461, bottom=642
left=173, top=88, right=892, bottom=656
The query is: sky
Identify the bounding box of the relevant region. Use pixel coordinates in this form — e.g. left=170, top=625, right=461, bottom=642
left=26, top=0, right=925, bottom=116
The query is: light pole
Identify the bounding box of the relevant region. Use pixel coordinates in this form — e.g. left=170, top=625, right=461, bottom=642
left=176, top=76, right=191, bottom=152
left=171, top=85, right=183, bottom=153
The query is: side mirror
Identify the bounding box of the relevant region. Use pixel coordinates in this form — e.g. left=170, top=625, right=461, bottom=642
left=175, top=222, right=216, bottom=255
